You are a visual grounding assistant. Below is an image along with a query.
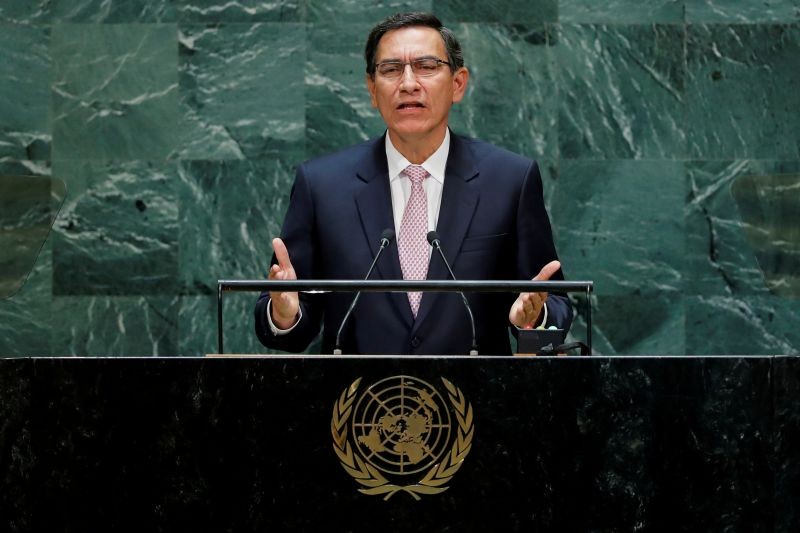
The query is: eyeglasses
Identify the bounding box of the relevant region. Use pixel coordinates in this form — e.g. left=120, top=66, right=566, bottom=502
left=374, top=58, right=452, bottom=80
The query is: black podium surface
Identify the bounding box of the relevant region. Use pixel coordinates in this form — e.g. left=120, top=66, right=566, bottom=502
left=1, top=355, right=798, bottom=532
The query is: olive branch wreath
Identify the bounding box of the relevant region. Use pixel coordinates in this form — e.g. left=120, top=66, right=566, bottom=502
left=331, top=377, right=474, bottom=501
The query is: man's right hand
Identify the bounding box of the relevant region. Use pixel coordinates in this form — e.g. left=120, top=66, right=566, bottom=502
left=268, top=238, right=300, bottom=330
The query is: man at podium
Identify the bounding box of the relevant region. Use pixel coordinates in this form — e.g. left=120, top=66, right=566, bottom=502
left=255, top=12, right=572, bottom=355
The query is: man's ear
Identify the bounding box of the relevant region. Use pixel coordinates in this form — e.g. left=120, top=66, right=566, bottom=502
left=366, top=74, right=378, bottom=108
left=451, top=67, right=470, bottom=104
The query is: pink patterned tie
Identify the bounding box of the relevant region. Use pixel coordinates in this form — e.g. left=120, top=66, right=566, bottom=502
left=398, top=164, right=430, bottom=317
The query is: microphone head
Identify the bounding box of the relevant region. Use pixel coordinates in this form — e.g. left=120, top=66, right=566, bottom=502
left=426, top=231, right=440, bottom=246
left=380, top=228, right=395, bottom=244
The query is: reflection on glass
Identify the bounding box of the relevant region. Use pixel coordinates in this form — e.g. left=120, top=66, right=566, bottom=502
left=732, top=173, right=800, bottom=298
left=0, top=175, right=67, bottom=299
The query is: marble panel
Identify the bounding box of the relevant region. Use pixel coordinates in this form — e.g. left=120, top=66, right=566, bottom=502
left=0, top=24, right=51, bottom=161
left=0, top=1, right=51, bottom=23
left=1, top=0, right=181, bottom=23
left=688, top=356, right=775, bottom=525
left=0, top=242, right=53, bottom=357
left=559, top=0, right=684, bottom=23
left=685, top=160, right=800, bottom=297
left=177, top=158, right=294, bottom=295
left=685, top=296, right=800, bottom=355
left=434, top=0, right=557, bottom=23
left=536, top=156, right=560, bottom=213
left=0, top=162, right=53, bottom=358
left=550, top=160, right=685, bottom=296
left=557, top=24, right=686, bottom=159
left=51, top=296, right=179, bottom=355
left=570, top=357, right=773, bottom=528
left=567, top=293, right=685, bottom=355
left=448, top=23, right=558, bottom=160
left=686, top=0, right=800, bottom=22
left=179, top=295, right=232, bottom=356
left=686, top=24, right=800, bottom=159
left=774, top=356, right=800, bottom=531
left=306, top=0, right=432, bottom=23
left=178, top=0, right=303, bottom=21
left=179, top=293, right=321, bottom=355
left=177, top=23, right=305, bottom=160
left=305, top=23, right=385, bottom=158
left=0, top=359, right=32, bottom=530
left=51, top=23, right=179, bottom=161
left=52, top=160, right=178, bottom=295
left=0, top=160, right=51, bottom=177
left=1, top=356, right=784, bottom=529
left=50, top=0, right=176, bottom=22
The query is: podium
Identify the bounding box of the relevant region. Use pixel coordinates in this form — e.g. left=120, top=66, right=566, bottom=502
left=1, top=355, right=798, bottom=531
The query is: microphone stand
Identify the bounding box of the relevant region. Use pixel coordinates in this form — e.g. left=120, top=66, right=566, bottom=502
left=334, top=230, right=394, bottom=355
left=427, top=231, right=478, bottom=356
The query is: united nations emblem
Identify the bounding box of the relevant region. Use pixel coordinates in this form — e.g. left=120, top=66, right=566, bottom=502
left=331, top=375, right=474, bottom=500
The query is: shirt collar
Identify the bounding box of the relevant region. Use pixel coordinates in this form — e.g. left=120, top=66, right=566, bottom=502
left=385, top=129, right=450, bottom=184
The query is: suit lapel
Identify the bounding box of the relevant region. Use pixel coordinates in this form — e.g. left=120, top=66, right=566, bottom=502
left=354, top=135, right=414, bottom=327
left=413, top=133, right=480, bottom=333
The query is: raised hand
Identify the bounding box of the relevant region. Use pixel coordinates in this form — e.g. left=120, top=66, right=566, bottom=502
left=509, top=260, right=561, bottom=329
left=268, top=238, right=300, bottom=329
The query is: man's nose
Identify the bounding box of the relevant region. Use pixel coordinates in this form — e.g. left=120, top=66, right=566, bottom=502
left=398, top=64, right=420, bottom=91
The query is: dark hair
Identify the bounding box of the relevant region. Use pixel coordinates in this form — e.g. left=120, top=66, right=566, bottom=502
left=364, top=12, right=464, bottom=77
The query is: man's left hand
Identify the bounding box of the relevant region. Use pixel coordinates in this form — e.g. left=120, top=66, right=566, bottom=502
left=509, top=260, right=561, bottom=329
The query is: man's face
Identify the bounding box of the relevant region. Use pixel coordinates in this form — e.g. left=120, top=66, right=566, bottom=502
left=367, top=26, right=468, bottom=143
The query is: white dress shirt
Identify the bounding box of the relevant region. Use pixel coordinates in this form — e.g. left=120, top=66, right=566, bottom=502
left=386, top=129, right=449, bottom=234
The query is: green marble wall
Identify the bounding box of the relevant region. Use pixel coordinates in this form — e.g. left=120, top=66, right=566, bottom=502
left=1, top=0, right=798, bottom=356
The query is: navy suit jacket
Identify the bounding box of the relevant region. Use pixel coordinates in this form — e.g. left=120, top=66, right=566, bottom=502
left=255, top=132, right=572, bottom=355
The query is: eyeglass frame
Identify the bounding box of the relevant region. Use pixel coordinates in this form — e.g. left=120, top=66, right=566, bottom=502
left=372, top=57, right=453, bottom=80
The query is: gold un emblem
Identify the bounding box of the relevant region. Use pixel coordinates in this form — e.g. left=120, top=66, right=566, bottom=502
left=331, top=375, right=474, bottom=500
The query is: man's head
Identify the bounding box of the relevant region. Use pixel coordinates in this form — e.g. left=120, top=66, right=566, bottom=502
left=365, top=12, right=469, bottom=156
left=365, top=12, right=464, bottom=78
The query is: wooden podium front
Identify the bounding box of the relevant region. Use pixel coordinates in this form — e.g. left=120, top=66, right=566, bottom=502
left=1, top=355, right=798, bottom=531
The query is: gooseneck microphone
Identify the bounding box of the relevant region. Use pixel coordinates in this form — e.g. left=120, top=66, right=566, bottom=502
left=426, top=231, right=478, bottom=356
left=334, top=228, right=395, bottom=355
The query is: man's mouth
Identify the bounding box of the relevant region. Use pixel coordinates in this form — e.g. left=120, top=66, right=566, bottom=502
left=397, top=102, right=425, bottom=109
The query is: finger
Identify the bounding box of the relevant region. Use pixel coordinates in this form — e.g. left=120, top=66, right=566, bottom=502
left=268, top=263, right=281, bottom=279
left=268, top=239, right=299, bottom=319
left=278, top=290, right=293, bottom=306
left=269, top=263, right=290, bottom=281
left=533, top=260, right=561, bottom=281
left=509, top=300, right=528, bottom=329
left=272, top=238, right=294, bottom=273
left=523, top=297, right=534, bottom=315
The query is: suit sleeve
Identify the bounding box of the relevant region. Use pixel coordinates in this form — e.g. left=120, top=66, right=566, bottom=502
left=254, top=164, right=324, bottom=352
left=516, top=160, right=573, bottom=331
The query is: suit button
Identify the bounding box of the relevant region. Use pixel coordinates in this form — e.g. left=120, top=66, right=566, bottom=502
left=411, top=336, right=421, bottom=348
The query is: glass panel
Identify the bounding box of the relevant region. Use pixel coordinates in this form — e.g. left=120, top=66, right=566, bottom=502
left=732, top=173, right=800, bottom=298
left=0, top=175, right=67, bottom=299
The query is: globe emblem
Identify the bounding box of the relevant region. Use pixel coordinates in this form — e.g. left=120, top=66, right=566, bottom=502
left=352, top=375, right=452, bottom=475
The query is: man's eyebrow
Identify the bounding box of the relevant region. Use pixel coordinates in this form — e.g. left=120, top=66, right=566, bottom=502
left=376, top=54, right=440, bottom=63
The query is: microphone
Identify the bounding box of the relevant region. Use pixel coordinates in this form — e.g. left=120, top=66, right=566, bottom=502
left=426, top=231, right=478, bottom=356
left=334, top=228, right=395, bottom=355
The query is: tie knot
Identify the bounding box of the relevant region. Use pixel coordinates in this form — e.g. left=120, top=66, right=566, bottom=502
left=404, top=165, right=429, bottom=184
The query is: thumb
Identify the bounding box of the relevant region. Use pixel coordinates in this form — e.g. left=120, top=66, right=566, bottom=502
left=272, top=238, right=294, bottom=272
left=533, top=260, right=561, bottom=281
